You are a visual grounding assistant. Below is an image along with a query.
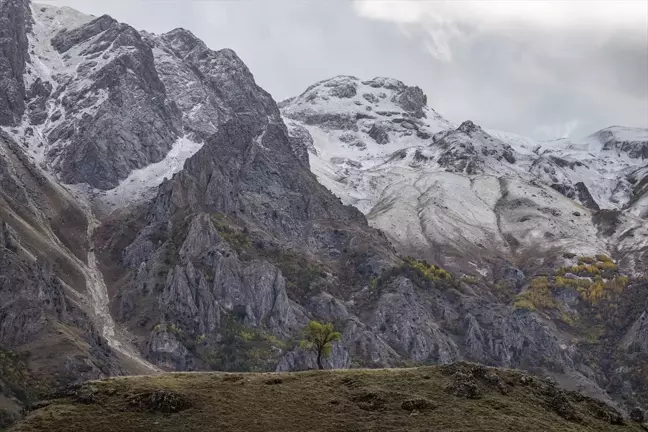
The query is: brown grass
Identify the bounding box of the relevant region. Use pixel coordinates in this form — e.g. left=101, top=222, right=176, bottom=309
left=11, top=364, right=642, bottom=432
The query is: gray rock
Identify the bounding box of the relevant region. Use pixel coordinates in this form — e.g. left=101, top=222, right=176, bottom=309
left=624, top=309, right=648, bottom=354
left=368, top=122, right=390, bottom=144
left=329, top=81, right=357, bottom=99
left=0, top=0, right=30, bottom=126
left=362, top=93, right=379, bottom=104
left=370, top=277, right=459, bottom=364
left=26, top=78, right=52, bottom=125
left=147, top=328, right=196, bottom=370
left=47, top=15, right=182, bottom=189
left=630, top=407, right=646, bottom=423
left=575, top=181, right=600, bottom=211
left=362, top=77, right=406, bottom=91
left=396, top=86, right=427, bottom=118
left=285, top=120, right=315, bottom=167
left=0, top=132, right=122, bottom=383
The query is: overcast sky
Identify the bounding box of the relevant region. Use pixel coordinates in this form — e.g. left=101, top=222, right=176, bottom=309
left=41, top=0, right=648, bottom=140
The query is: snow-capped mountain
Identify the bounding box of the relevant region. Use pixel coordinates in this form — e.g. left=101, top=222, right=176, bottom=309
left=280, top=76, right=648, bottom=276
left=1, top=0, right=648, bottom=419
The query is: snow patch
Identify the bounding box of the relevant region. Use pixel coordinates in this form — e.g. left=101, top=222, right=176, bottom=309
left=96, top=136, right=203, bottom=210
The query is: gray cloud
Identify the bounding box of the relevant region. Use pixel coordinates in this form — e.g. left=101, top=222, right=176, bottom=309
left=41, top=0, right=647, bottom=139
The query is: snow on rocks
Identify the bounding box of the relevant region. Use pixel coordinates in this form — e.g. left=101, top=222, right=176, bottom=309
left=282, top=76, right=648, bottom=272
left=74, top=136, right=203, bottom=214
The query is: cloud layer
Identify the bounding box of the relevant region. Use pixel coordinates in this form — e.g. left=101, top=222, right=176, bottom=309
left=42, top=0, right=647, bottom=139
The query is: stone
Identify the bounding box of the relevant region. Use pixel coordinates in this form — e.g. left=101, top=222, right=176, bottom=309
left=396, top=86, right=427, bottom=118
left=446, top=372, right=482, bottom=399
left=368, top=122, right=390, bottom=144
left=631, top=407, right=646, bottom=423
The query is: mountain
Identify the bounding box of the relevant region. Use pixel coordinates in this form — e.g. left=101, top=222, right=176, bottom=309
left=281, top=76, right=648, bottom=406
left=0, top=0, right=647, bottom=427
left=281, top=76, right=648, bottom=276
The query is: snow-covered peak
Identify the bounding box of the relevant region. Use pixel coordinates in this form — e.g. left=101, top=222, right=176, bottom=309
left=280, top=75, right=454, bottom=166
left=31, top=4, right=94, bottom=40
left=285, top=74, right=648, bottom=273
left=281, top=75, right=449, bottom=126
left=587, top=126, right=648, bottom=158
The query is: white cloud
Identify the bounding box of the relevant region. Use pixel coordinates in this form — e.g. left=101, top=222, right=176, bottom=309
left=533, top=120, right=581, bottom=140
left=353, top=0, right=648, bottom=31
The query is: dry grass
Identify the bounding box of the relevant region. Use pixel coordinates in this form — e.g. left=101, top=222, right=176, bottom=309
left=11, top=364, right=642, bottom=432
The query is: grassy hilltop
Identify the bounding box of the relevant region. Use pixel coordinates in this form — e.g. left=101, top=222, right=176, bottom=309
left=10, top=363, right=645, bottom=432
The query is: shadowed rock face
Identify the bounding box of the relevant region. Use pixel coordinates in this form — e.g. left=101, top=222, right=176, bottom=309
left=0, top=0, right=31, bottom=126
left=597, top=128, right=648, bottom=160
left=46, top=15, right=182, bottom=189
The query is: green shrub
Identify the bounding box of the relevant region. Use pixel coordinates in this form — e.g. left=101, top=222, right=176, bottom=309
left=460, top=275, right=480, bottom=285
left=595, top=261, right=617, bottom=271
left=514, top=277, right=559, bottom=311
left=403, top=257, right=452, bottom=282
left=201, top=317, right=285, bottom=372
left=262, top=250, right=327, bottom=297
left=595, top=254, right=613, bottom=263
left=513, top=297, right=536, bottom=311
left=210, top=213, right=251, bottom=254
left=578, top=256, right=596, bottom=265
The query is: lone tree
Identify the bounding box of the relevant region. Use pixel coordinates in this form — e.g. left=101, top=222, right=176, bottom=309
left=300, top=321, right=341, bottom=370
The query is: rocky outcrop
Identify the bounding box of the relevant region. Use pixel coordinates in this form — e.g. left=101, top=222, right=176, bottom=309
left=284, top=120, right=314, bottom=167
left=396, top=86, right=427, bottom=118
left=575, top=182, right=600, bottom=211
left=0, top=0, right=30, bottom=126
left=596, top=127, right=648, bottom=160
left=624, top=309, right=648, bottom=354
left=150, top=28, right=280, bottom=140
left=368, top=122, right=390, bottom=144
left=46, top=15, right=182, bottom=189
left=281, top=75, right=451, bottom=149
left=432, top=121, right=518, bottom=175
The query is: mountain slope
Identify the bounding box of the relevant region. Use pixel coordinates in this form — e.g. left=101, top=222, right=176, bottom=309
left=281, top=78, right=648, bottom=276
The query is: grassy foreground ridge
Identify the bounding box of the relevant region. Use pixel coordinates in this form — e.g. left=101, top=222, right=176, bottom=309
left=10, top=363, right=644, bottom=432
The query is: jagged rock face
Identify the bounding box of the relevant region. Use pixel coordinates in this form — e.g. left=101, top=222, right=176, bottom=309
left=627, top=166, right=648, bottom=218
left=0, top=246, right=63, bottom=345
left=4, top=4, right=291, bottom=191
left=149, top=28, right=281, bottom=141
left=595, top=127, right=648, bottom=160
left=0, top=0, right=30, bottom=126
left=284, top=120, right=314, bottom=167
left=432, top=121, right=518, bottom=175
left=625, top=307, right=648, bottom=354
left=396, top=86, right=427, bottom=119
left=41, top=13, right=182, bottom=189
left=149, top=119, right=370, bottom=243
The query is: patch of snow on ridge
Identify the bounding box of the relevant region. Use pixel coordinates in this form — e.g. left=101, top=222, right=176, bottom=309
left=27, top=4, right=95, bottom=89
left=96, top=136, right=203, bottom=210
